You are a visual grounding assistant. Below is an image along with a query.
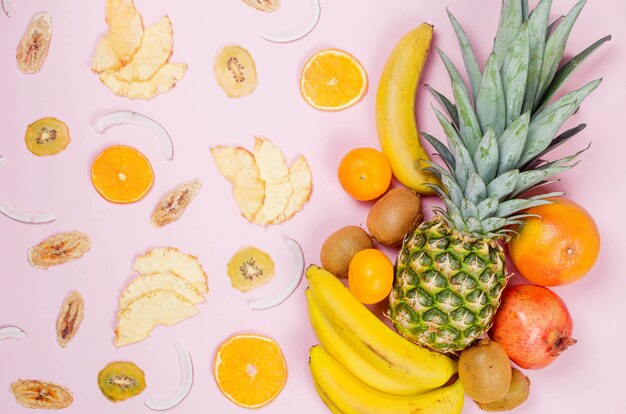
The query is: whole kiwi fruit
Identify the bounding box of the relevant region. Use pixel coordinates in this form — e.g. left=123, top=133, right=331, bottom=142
left=459, top=338, right=512, bottom=404
left=320, top=226, right=373, bottom=278
left=366, top=188, right=421, bottom=246
left=477, top=368, right=530, bottom=411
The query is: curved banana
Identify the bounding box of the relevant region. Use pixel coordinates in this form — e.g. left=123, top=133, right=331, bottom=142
left=306, top=265, right=456, bottom=388
left=310, top=345, right=465, bottom=414
left=376, top=23, right=440, bottom=195
left=313, top=379, right=344, bottom=414
left=306, top=290, right=431, bottom=396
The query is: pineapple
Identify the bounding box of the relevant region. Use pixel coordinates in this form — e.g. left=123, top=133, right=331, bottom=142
left=388, top=0, right=609, bottom=352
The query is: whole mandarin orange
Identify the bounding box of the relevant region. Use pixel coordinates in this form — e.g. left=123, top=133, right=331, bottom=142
left=508, top=197, right=600, bottom=286
left=338, top=148, right=392, bottom=201
left=348, top=248, right=394, bottom=304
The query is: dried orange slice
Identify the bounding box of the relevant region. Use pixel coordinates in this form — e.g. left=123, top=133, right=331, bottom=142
left=214, top=334, right=287, bottom=408
left=300, top=49, right=368, bottom=111
left=91, top=145, right=154, bottom=203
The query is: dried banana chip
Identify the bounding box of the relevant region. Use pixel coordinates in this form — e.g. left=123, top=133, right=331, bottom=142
left=16, top=12, right=52, bottom=74
left=114, top=16, right=173, bottom=82
left=151, top=179, right=202, bottom=228
left=99, top=62, right=187, bottom=100
left=27, top=231, right=91, bottom=270
left=133, top=247, right=208, bottom=294
left=211, top=146, right=265, bottom=221
left=56, top=290, right=84, bottom=348
left=252, top=137, right=291, bottom=225
left=10, top=379, right=73, bottom=409
left=241, top=0, right=280, bottom=12
left=271, top=155, right=312, bottom=223
left=92, top=0, right=144, bottom=72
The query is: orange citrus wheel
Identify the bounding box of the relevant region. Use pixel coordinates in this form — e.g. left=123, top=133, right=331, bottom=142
left=338, top=147, right=392, bottom=201
left=508, top=197, right=600, bottom=286
left=91, top=145, right=154, bottom=204
left=348, top=249, right=394, bottom=304
left=300, top=49, right=368, bottom=111
left=214, top=334, right=287, bottom=408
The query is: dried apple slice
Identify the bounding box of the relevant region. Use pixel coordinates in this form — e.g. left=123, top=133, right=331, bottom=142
left=115, top=290, right=198, bottom=347
left=271, top=155, right=312, bottom=223
left=16, top=12, right=52, bottom=74
left=99, top=62, right=187, bottom=100
left=92, top=0, right=144, bottom=72
left=118, top=272, right=205, bottom=318
left=150, top=179, right=202, bottom=227
left=133, top=247, right=208, bottom=294
left=114, top=16, right=173, bottom=82
left=252, top=138, right=291, bottom=226
left=27, top=231, right=91, bottom=269
left=211, top=146, right=265, bottom=221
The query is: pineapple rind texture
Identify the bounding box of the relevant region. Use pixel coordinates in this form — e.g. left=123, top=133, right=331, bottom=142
left=390, top=218, right=507, bottom=352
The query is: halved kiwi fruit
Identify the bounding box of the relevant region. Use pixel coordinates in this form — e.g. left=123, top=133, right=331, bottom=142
left=97, top=361, right=146, bottom=402
left=213, top=45, right=258, bottom=98
left=227, top=246, right=275, bottom=292
left=25, top=117, right=70, bottom=156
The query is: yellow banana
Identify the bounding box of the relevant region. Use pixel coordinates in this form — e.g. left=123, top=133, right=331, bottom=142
left=306, top=265, right=456, bottom=389
left=306, top=289, right=431, bottom=396
left=313, top=378, right=344, bottom=414
left=376, top=23, right=440, bottom=195
left=309, top=345, right=465, bottom=414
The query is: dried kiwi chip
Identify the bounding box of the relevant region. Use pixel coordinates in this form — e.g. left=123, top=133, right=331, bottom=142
left=98, top=361, right=146, bottom=402
left=25, top=117, right=70, bottom=156
left=227, top=246, right=275, bottom=292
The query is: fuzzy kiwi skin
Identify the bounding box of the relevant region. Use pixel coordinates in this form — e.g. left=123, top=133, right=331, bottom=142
left=320, top=226, right=373, bottom=278
left=366, top=188, right=421, bottom=246
left=477, top=368, right=530, bottom=411
left=459, top=338, right=512, bottom=404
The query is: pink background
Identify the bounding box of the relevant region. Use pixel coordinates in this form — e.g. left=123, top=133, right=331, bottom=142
left=1, top=0, right=625, bottom=412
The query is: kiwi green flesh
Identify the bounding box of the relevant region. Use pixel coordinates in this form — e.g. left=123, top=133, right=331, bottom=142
left=98, top=361, right=146, bottom=402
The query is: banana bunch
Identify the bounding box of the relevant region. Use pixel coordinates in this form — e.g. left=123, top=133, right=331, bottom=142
left=306, top=265, right=465, bottom=413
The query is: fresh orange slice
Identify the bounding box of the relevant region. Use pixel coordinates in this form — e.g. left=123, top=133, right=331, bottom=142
left=214, top=334, right=287, bottom=408
left=300, top=49, right=368, bottom=111
left=91, top=145, right=154, bottom=203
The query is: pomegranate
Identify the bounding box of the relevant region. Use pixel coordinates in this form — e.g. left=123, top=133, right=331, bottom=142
left=489, top=284, right=576, bottom=369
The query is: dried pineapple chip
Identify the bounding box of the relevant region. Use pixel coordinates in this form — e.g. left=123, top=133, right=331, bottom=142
left=27, top=231, right=91, bottom=269
left=117, top=272, right=204, bottom=318
left=211, top=146, right=265, bottom=221
left=133, top=247, right=208, bottom=294
left=115, top=290, right=198, bottom=347
left=92, top=0, right=144, bottom=72
left=114, top=16, right=173, bottom=82
left=99, top=62, right=187, bottom=100
left=252, top=137, right=291, bottom=226
left=11, top=380, right=73, bottom=409
left=271, top=155, right=312, bottom=223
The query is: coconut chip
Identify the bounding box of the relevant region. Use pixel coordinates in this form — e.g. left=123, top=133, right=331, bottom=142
left=259, top=0, right=321, bottom=43
left=0, top=326, right=27, bottom=342
left=2, top=0, right=16, bottom=17
left=144, top=341, right=193, bottom=410
left=94, top=111, right=174, bottom=161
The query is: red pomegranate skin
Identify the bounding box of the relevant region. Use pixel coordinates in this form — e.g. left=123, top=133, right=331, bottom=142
left=489, top=284, right=576, bottom=369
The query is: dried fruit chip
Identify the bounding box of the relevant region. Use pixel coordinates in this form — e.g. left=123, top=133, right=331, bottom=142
left=27, top=231, right=91, bottom=270
left=252, top=138, right=291, bottom=225
left=16, top=12, right=52, bottom=74
left=113, top=16, right=173, bottom=82
left=271, top=155, right=312, bottom=223
left=133, top=247, right=208, bottom=294
left=56, top=290, right=85, bottom=348
left=259, top=0, right=321, bottom=43
left=98, top=361, right=146, bottom=401
left=211, top=146, right=265, bottom=220
left=99, top=62, right=187, bottom=100
left=213, top=45, right=258, bottom=98
left=151, top=179, right=202, bottom=228
left=92, top=0, right=144, bottom=72
left=241, top=0, right=280, bottom=12
left=10, top=379, right=73, bottom=409
left=118, top=272, right=205, bottom=318
left=25, top=117, right=70, bottom=157
left=115, top=290, right=198, bottom=347
left=227, top=246, right=275, bottom=292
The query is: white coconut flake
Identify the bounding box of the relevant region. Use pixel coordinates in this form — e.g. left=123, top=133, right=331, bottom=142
left=0, top=326, right=27, bottom=342
left=0, top=154, right=5, bottom=168
left=94, top=111, right=174, bottom=161
left=144, top=341, right=193, bottom=411
left=259, top=0, right=320, bottom=43
left=247, top=237, right=304, bottom=310
left=2, top=0, right=16, bottom=17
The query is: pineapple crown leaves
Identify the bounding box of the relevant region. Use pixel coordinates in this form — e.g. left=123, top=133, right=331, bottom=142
left=423, top=0, right=610, bottom=239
